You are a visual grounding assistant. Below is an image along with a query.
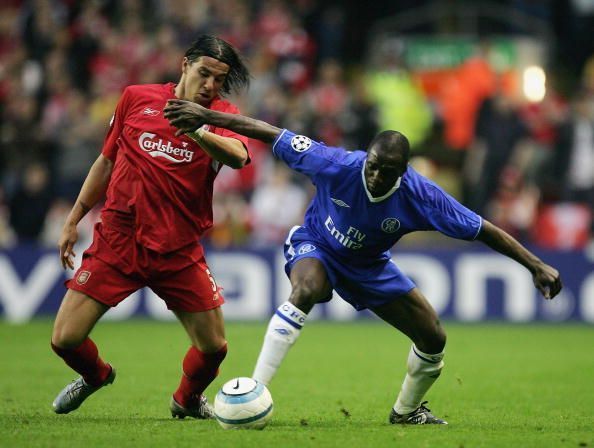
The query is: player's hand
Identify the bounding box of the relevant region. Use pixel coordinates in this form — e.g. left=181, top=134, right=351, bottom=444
left=164, top=99, right=209, bottom=136
left=532, top=262, right=562, bottom=300
left=58, top=222, right=78, bottom=270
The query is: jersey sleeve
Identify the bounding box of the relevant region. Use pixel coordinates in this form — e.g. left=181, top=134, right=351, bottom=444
left=271, top=129, right=347, bottom=179
left=101, top=87, right=132, bottom=161
left=420, top=184, right=483, bottom=240
left=210, top=103, right=251, bottom=164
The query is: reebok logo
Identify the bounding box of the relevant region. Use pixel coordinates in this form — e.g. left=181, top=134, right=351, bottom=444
left=139, top=132, right=194, bottom=163
left=143, top=107, right=160, bottom=116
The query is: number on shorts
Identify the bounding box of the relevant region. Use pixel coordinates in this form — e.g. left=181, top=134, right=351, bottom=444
left=205, top=268, right=218, bottom=293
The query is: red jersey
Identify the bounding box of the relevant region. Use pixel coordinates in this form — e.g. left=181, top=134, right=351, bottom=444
left=100, top=83, right=249, bottom=254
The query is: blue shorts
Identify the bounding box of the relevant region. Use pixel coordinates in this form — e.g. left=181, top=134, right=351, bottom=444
left=283, top=226, right=416, bottom=311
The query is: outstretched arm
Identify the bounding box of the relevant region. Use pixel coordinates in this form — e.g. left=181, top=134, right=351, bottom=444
left=476, top=219, right=562, bottom=299
left=163, top=99, right=282, bottom=144
left=58, top=154, right=113, bottom=270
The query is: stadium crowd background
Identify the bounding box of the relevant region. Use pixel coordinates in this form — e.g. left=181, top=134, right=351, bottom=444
left=0, top=0, right=593, bottom=251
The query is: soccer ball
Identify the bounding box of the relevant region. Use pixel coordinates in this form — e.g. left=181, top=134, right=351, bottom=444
left=214, top=377, right=273, bottom=430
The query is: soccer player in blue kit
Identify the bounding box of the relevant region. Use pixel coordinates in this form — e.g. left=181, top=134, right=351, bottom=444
left=164, top=100, right=562, bottom=425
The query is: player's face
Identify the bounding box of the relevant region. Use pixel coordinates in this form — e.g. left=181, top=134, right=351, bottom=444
left=180, top=56, right=229, bottom=105
left=364, top=148, right=407, bottom=197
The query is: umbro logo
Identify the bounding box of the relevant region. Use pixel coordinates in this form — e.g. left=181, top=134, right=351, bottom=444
left=143, top=107, right=160, bottom=116
left=330, top=197, right=350, bottom=208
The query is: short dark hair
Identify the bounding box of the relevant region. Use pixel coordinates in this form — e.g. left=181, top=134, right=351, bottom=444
left=184, top=35, right=250, bottom=95
left=368, top=130, right=410, bottom=161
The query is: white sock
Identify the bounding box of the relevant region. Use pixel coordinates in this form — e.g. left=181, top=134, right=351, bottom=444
left=252, top=301, right=308, bottom=386
left=394, top=344, right=445, bottom=415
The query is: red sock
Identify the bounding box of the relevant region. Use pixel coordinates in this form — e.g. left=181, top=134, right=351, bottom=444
left=173, top=344, right=228, bottom=408
left=51, top=338, right=112, bottom=387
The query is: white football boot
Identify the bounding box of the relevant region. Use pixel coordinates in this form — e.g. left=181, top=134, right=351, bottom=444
left=170, top=394, right=215, bottom=419
left=52, top=366, right=116, bottom=414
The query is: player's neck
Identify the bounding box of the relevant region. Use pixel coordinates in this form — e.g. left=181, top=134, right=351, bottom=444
left=174, top=81, right=184, bottom=100
left=363, top=176, right=402, bottom=202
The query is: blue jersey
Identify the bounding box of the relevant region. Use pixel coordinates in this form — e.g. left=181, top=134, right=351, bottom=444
left=272, top=130, right=483, bottom=262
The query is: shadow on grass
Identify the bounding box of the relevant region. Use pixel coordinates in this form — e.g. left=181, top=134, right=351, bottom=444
left=1, top=413, right=219, bottom=425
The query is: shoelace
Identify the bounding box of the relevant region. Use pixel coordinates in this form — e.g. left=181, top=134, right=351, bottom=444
left=198, top=398, right=211, bottom=410
left=65, top=380, right=85, bottom=400
left=414, top=401, right=440, bottom=421
left=417, top=401, right=431, bottom=413
left=197, top=396, right=215, bottom=417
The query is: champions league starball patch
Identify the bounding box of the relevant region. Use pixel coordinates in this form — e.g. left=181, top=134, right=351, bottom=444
left=291, top=135, right=312, bottom=152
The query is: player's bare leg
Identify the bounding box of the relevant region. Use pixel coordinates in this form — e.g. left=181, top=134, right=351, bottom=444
left=252, top=258, right=332, bottom=385
left=51, top=289, right=115, bottom=414
left=372, top=288, right=448, bottom=425
left=170, top=306, right=228, bottom=419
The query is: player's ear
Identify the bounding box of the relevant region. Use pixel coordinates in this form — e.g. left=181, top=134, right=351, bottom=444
left=182, top=57, right=191, bottom=74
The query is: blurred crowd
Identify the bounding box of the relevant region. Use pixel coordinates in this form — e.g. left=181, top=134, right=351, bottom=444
left=0, top=0, right=593, bottom=250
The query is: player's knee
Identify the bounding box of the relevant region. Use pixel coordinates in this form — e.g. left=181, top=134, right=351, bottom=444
left=417, top=322, right=446, bottom=354
left=190, top=325, right=227, bottom=353
left=432, top=324, right=447, bottom=353
left=289, top=281, right=320, bottom=312
left=198, top=337, right=228, bottom=354
left=429, top=323, right=447, bottom=353
left=51, top=324, right=86, bottom=349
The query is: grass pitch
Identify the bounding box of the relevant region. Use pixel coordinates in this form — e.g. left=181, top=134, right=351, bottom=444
left=0, top=320, right=592, bottom=448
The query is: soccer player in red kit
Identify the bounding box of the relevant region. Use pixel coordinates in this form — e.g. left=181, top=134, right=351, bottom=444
left=50, top=35, right=251, bottom=419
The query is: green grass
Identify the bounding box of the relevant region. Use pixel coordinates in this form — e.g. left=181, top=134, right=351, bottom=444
left=0, top=320, right=593, bottom=448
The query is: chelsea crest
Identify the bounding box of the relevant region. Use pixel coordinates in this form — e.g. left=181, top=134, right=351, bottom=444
left=381, top=218, right=400, bottom=233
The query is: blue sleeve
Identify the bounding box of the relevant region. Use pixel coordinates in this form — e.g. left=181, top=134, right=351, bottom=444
left=420, top=184, right=483, bottom=240
left=272, top=129, right=349, bottom=179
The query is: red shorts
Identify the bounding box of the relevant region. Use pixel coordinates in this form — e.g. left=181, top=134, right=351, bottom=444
left=66, top=223, right=224, bottom=312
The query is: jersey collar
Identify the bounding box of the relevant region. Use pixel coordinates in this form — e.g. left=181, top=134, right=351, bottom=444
left=361, top=160, right=402, bottom=203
